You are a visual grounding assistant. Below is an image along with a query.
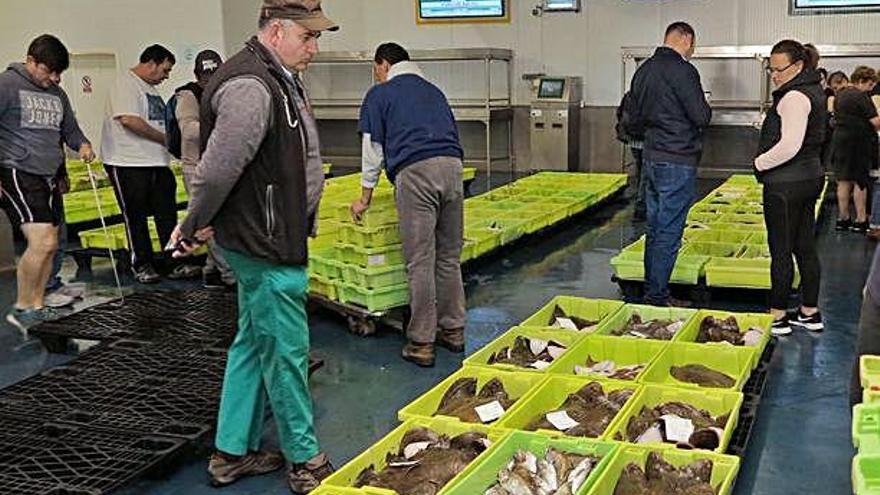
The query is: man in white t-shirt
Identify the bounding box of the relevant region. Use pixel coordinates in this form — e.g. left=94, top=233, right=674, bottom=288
left=101, top=44, right=190, bottom=284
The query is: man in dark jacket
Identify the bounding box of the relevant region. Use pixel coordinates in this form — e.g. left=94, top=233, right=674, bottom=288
left=170, top=1, right=337, bottom=493
left=629, top=21, right=712, bottom=306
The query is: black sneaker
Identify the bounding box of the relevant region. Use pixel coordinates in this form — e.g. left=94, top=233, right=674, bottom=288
left=791, top=310, right=823, bottom=332
left=771, top=315, right=792, bottom=336
left=836, top=218, right=852, bottom=231
left=132, top=265, right=161, bottom=284
left=203, top=270, right=225, bottom=290
left=851, top=221, right=869, bottom=234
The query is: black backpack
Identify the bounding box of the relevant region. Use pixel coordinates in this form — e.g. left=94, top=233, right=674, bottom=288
left=615, top=91, right=646, bottom=144
left=165, top=82, right=203, bottom=159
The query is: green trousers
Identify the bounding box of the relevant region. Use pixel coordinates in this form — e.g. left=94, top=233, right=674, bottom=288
left=215, top=249, right=318, bottom=463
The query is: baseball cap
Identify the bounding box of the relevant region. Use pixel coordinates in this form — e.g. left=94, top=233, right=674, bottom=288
left=194, top=50, right=223, bottom=77
left=260, top=0, right=339, bottom=32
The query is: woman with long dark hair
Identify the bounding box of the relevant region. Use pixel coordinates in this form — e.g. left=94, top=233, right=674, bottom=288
left=754, top=40, right=828, bottom=335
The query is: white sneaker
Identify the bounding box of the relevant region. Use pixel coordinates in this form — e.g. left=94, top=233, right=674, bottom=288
left=791, top=310, right=824, bottom=332
left=771, top=316, right=792, bottom=336
left=44, top=292, right=76, bottom=308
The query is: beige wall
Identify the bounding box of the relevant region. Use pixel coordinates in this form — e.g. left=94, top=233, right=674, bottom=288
left=0, top=0, right=227, bottom=98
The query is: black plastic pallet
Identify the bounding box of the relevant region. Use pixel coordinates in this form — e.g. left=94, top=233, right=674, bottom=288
left=0, top=420, right=186, bottom=494
left=30, top=291, right=238, bottom=347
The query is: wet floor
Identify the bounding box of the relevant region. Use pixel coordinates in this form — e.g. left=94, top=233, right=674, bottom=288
left=0, top=171, right=870, bottom=494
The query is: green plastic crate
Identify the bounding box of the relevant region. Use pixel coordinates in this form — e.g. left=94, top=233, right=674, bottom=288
left=701, top=221, right=766, bottom=232
left=398, top=367, right=547, bottom=426
left=469, top=218, right=528, bottom=245
left=676, top=310, right=773, bottom=369
left=862, top=356, right=880, bottom=389
left=337, top=202, right=398, bottom=228
left=587, top=445, right=740, bottom=495
left=444, top=431, right=618, bottom=495
left=337, top=223, right=400, bottom=248
left=496, top=375, right=641, bottom=439
left=717, top=213, right=765, bottom=227
left=462, top=167, right=476, bottom=182
left=309, top=275, right=338, bottom=300
left=682, top=230, right=752, bottom=244
left=79, top=224, right=128, bottom=250
left=338, top=282, right=409, bottom=312
left=738, top=243, right=770, bottom=258
left=547, top=335, right=667, bottom=380
left=460, top=240, right=477, bottom=262
left=867, top=389, right=880, bottom=405
left=463, top=228, right=502, bottom=258
left=610, top=247, right=709, bottom=285
left=519, top=296, right=625, bottom=333
left=639, top=342, right=756, bottom=391
left=340, top=263, right=407, bottom=289
left=746, top=232, right=768, bottom=244
left=704, top=257, right=771, bottom=289
left=464, top=327, right=584, bottom=374
left=605, top=384, right=743, bottom=453
left=854, top=454, right=880, bottom=495
left=683, top=241, right=744, bottom=259
left=592, top=304, right=698, bottom=342
left=338, top=243, right=405, bottom=269
left=855, top=403, right=880, bottom=453
left=687, top=211, right=721, bottom=225
left=310, top=252, right=344, bottom=279
left=322, top=417, right=509, bottom=494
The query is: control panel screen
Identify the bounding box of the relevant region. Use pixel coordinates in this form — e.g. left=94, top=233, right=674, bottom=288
left=538, top=79, right=566, bottom=99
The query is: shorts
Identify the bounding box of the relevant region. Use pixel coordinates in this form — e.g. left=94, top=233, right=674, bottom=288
left=0, top=167, right=62, bottom=226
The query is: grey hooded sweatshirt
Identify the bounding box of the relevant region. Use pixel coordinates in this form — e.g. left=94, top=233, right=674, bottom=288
left=0, top=63, right=89, bottom=177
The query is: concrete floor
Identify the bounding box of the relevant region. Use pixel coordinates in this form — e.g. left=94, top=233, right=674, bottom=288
left=0, top=174, right=871, bottom=494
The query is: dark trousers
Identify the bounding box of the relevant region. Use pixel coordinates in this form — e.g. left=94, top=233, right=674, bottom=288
left=851, top=290, right=880, bottom=407
left=762, top=178, right=824, bottom=310
left=105, top=165, right=177, bottom=269
left=643, top=160, right=696, bottom=306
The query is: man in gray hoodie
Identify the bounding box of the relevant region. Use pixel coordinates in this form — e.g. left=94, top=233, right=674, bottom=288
left=0, top=34, right=93, bottom=332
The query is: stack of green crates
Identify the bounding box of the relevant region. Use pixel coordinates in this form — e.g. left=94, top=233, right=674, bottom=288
left=853, top=355, right=880, bottom=494
left=319, top=295, right=762, bottom=495
left=309, top=171, right=628, bottom=312
left=611, top=174, right=826, bottom=290
left=67, top=160, right=189, bottom=225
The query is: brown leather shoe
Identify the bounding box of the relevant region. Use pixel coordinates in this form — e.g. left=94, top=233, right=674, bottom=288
left=401, top=341, right=436, bottom=367
left=288, top=452, right=334, bottom=494
left=868, top=228, right=880, bottom=241
left=208, top=450, right=284, bottom=487
left=436, top=327, right=465, bottom=353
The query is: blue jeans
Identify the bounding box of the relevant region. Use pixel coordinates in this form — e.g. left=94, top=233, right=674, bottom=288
left=643, top=160, right=696, bottom=305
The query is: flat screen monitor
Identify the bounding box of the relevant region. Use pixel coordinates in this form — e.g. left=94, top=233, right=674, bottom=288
left=538, top=79, right=566, bottom=99
left=417, top=0, right=508, bottom=21
left=544, top=0, right=581, bottom=11
left=791, top=0, right=880, bottom=14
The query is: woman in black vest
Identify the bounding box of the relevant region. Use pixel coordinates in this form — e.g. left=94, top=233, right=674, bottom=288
left=754, top=40, right=827, bottom=336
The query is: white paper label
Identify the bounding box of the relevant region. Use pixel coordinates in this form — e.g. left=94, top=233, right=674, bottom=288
left=661, top=415, right=695, bottom=443
left=547, top=345, right=566, bottom=360
left=556, top=317, right=578, bottom=330
left=629, top=331, right=648, bottom=339
left=474, top=400, right=506, bottom=423
left=546, top=410, right=580, bottom=431
left=530, top=360, right=552, bottom=370
left=388, top=460, right=421, bottom=468
left=367, top=254, right=386, bottom=266
left=531, top=109, right=543, bottom=118
left=529, top=338, right=549, bottom=355
left=403, top=441, right=432, bottom=459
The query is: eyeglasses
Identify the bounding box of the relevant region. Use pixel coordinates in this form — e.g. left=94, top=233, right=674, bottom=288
left=765, top=62, right=796, bottom=74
